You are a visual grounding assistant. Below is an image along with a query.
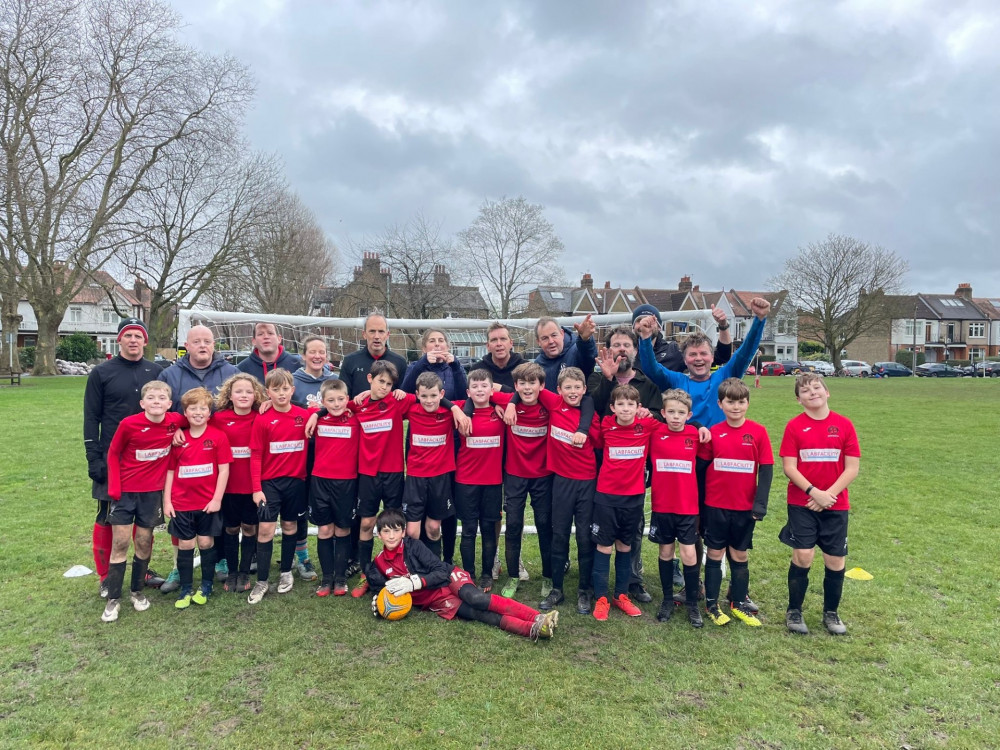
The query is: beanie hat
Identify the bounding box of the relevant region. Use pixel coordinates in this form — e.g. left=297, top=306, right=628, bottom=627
left=631, top=304, right=662, bottom=325
left=116, top=317, right=148, bottom=343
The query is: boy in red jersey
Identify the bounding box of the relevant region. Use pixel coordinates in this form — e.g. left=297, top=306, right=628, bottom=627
left=163, top=388, right=232, bottom=608
left=699, top=378, right=773, bottom=627
left=310, top=379, right=359, bottom=597
left=247, top=369, right=312, bottom=603
left=505, top=366, right=598, bottom=615
left=212, top=373, right=266, bottom=593
left=367, top=509, right=558, bottom=640
left=589, top=384, right=657, bottom=621
left=648, top=389, right=704, bottom=627
left=453, top=369, right=506, bottom=591
left=101, top=381, right=186, bottom=622
left=779, top=373, right=860, bottom=636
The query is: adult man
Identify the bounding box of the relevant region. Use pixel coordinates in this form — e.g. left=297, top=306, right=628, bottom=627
left=157, top=324, right=239, bottom=591
left=631, top=304, right=732, bottom=372
left=339, top=313, right=409, bottom=397
left=470, top=322, right=525, bottom=392
left=236, top=322, right=302, bottom=383
left=587, top=325, right=664, bottom=603
left=158, top=325, right=239, bottom=410
left=533, top=314, right=597, bottom=392
left=84, top=318, right=165, bottom=597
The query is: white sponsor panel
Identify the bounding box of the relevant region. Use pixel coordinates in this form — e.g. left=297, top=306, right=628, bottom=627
left=318, top=425, right=352, bottom=439
left=231, top=446, right=251, bottom=459
left=466, top=436, right=501, bottom=448
left=799, top=448, right=842, bottom=462
left=550, top=425, right=575, bottom=445
left=178, top=463, right=214, bottom=479
left=713, top=457, right=755, bottom=474
left=360, top=418, right=393, bottom=434
left=608, top=446, right=646, bottom=460
left=412, top=434, right=447, bottom=447
left=656, top=458, right=692, bottom=473
left=270, top=440, right=304, bottom=454
left=511, top=424, right=546, bottom=438
left=135, top=448, right=170, bottom=462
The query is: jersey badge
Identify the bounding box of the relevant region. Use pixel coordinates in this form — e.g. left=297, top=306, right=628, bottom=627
left=742, top=434, right=754, bottom=445
left=827, top=426, right=840, bottom=435
left=294, top=416, right=304, bottom=426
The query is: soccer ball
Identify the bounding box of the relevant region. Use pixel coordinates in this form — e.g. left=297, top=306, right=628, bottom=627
left=376, top=588, right=412, bottom=620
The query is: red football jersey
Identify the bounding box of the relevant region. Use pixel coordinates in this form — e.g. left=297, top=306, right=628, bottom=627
left=596, top=415, right=656, bottom=496
left=355, top=393, right=415, bottom=476
left=210, top=409, right=256, bottom=494
left=405, top=401, right=456, bottom=478
left=649, top=423, right=701, bottom=515
left=538, top=389, right=599, bottom=481
left=107, top=411, right=187, bottom=498
left=701, top=419, right=774, bottom=511
left=497, top=392, right=551, bottom=480
left=455, top=402, right=505, bottom=485
left=779, top=410, right=860, bottom=511
left=249, top=405, right=311, bottom=491
left=313, top=410, right=360, bottom=480
left=168, top=425, right=233, bottom=512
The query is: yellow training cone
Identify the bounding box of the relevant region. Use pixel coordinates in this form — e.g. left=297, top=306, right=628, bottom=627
left=844, top=567, right=873, bottom=581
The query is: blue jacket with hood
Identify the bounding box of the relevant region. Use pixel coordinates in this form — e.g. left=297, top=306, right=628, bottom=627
left=534, top=327, right=597, bottom=392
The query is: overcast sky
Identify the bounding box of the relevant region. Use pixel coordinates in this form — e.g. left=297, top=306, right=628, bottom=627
left=169, top=0, right=1000, bottom=298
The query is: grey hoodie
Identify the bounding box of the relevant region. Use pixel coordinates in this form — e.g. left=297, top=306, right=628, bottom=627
left=292, top=365, right=337, bottom=410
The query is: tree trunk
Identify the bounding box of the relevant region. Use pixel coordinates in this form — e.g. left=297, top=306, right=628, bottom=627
left=1, top=312, right=22, bottom=373
left=33, top=310, right=61, bottom=375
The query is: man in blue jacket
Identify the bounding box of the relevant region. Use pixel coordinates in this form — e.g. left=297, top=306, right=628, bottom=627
left=533, top=314, right=597, bottom=392
left=158, top=325, right=239, bottom=410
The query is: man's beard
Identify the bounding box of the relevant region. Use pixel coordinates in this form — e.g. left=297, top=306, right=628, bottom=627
left=617, top=354, right=634, bottom=373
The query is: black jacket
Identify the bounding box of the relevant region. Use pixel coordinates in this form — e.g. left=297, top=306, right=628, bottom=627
left=83, top=355, right=161, bottom=463
left=587, top=368, right=664, bottom=420
left=366, top=538, right=451, bottom=594
left=470, top=352, right=526, bottom=392
left=339, top=346, right=409, bottom=397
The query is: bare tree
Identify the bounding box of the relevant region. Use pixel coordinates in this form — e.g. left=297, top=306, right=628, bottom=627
left=0, top=0, right=254, bottom=373
left=457, top=196, right=564, bottom=317
left=769, top=233, right=908, bottom=370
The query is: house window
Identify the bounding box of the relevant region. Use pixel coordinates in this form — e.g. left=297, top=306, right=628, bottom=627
left=549, top=292, right=564, bottom=300
left=69, top=307, right=82, bottom=323
left=970, top=347, right=985, bottom=360
left=969, top=322, right=985, bottom=337
left=103, top=307, right=116, bottom=324
left=776, top=319, right=788, bottom=335
left=904, top=319, right=918, bottom=337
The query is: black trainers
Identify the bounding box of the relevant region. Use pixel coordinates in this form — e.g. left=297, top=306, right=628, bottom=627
left=656, top=601, right=674, bottom=622
left=786, top=608, right=809, bottom=634
left=144, top=568, right=165, bottom=588
left=629, top=583, right=653, bottom=603
left=727, top=586, right=760, bottom=614
left=539, top=588, right=564, bottom=611
left=673, top=580, right=706, bottom=604
left=576, top=590, right=593, bottom=615
left=344, top=559, right=360, bottom=579
left=823, top=611, right=847, bottom=635
left=686, top=603, right=704, bottom=628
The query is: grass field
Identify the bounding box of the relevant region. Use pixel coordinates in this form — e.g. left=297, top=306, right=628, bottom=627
left=1, top=376, right=999, bottom=749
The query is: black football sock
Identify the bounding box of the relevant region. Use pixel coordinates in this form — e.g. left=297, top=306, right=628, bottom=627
left=459, top=522, right=477, bottom=577
left=333, top=535, right=349, bottom=581
left=239, top=534, right=256, bottom=575
left=729, top=559, right=749, bottom=606
left=441, top=515, right=457, bottom=565
left=787, top=562, right=810, bottom=611
left=129, top=555, right=149, bottom=594
left=426, top=536, right=443, bottom=560
left=317, top=536, right=335, bottom=583
left=177, top=548, right=195, bottom=592
left=658, top=558, right=673, bottom=598
left=279, top=531, right=297, bottom=573
left=106, top=561, right=127, bottom=600
left=592, top=550, right=611, bottom=600
left=215, top=534, right=226, bottom=562
left=359, top=538, right=375, bottom=572
left=256, top=540, right=273, bottom=583
left=614, top=550, right=631, bottom=597
left=823, top=566, right=845, bottom=612
left=480, top=519, right=498, bottom=581
left=224, top=532, right=240, bottom=573
left=199, top=546, right=216, bottom=590
left=349, top=517, right=361, bottom=564
left=536, top=513, right=553, bottom=580
left=704, top=558, right=723, bottom=609
left=683, top=563, right=701, bottom=606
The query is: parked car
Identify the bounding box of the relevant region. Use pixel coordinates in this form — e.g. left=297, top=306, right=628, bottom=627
left=760, top=361, right=786, bottom=376
left=969, top=361, right=1000, bottom=378
left=839, top=360, right=872, bottom=377
left=873, top=362, right=913, bottom=377
left=455, top=355, right=476, bottom=372
left=809, top=360, right=836, bottom=376
left=776, top=360, right=805, bottom=374
left=915, top=363, right=963, bottom=377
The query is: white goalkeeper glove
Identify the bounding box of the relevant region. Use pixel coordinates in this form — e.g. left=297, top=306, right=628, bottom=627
left=385, top=574, right=422, bottom=596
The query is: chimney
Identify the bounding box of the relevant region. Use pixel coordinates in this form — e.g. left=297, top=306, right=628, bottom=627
left=955, top=283, right=973, bottom=300
left=678, top=275, right=692, bottom=292
left=692, top=284, right=700, bottom=293
left=581, top=273, right=593, bottom=289
left=604, top=281, right=612, bottom=289
left=434, top=265, right=451, bottom=287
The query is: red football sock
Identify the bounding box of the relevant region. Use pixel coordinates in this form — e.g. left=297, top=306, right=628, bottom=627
left=498, top=615, right=533, bottom=638
left=489, top=594, right=540, bottom=621
left=93, top=523, right=113, bottom=579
